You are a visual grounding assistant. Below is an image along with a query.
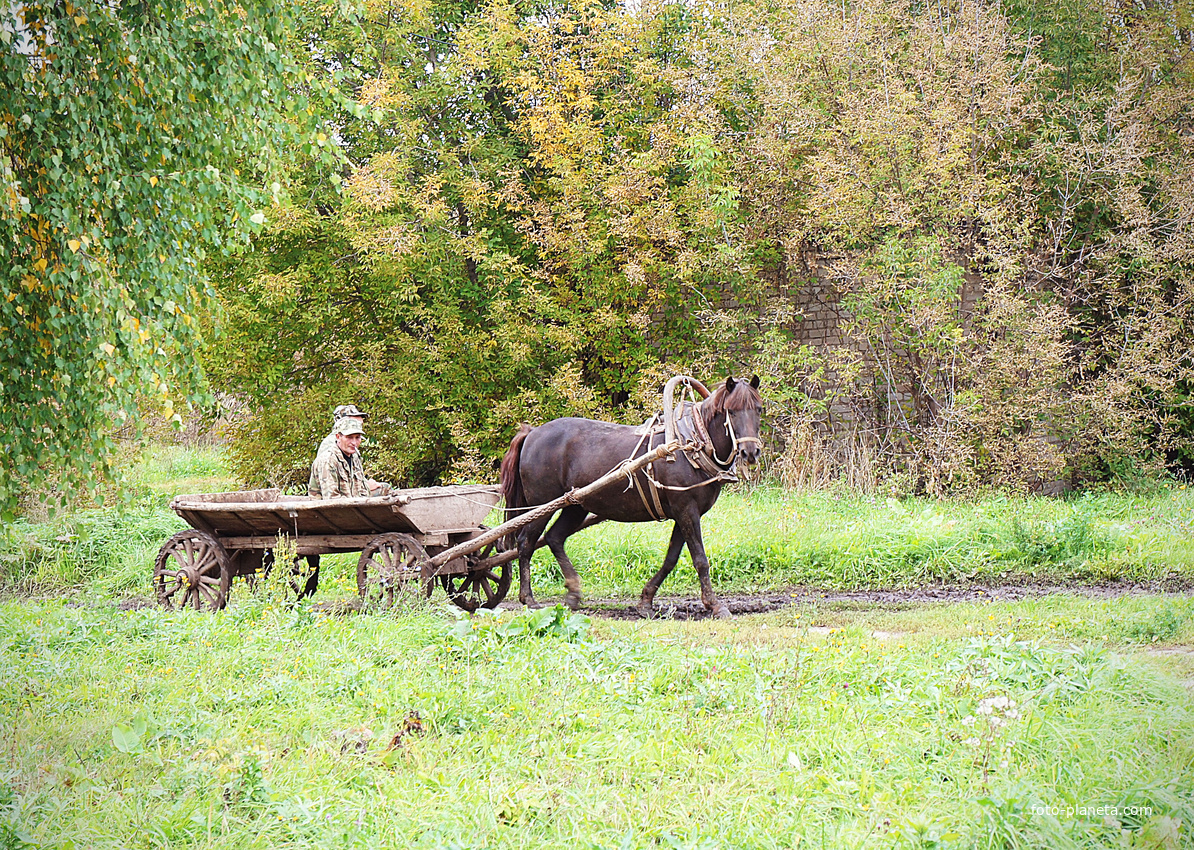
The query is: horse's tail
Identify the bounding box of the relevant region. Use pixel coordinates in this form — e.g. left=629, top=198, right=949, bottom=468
left=498, top=424, right=532, bottom=550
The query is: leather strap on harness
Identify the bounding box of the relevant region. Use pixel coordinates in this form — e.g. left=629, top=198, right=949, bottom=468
left=627, top=415, right=668, bottom=521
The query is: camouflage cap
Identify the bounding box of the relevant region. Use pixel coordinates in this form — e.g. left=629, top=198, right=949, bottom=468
left=333, top=404, right=368, bottom=420
left=334, top=417, right=365, bottom=436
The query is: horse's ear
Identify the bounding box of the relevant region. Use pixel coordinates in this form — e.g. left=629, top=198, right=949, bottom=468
left=750, top=375, right=760, bottom=390
left=726, top=376, right=737, bottom=391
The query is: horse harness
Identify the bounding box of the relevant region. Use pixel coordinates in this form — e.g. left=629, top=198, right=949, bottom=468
left=625, top=401, right=760, bottom=521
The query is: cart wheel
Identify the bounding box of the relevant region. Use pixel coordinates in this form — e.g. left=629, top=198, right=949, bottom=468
left=154, top=530, right=231, bottom=612
left=357, top=533, right=430, bottom=608
left=441, top=540, right=512, bottom=612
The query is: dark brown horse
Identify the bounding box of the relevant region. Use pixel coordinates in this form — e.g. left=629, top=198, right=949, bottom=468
left=499, top=376, right=762, bottom=618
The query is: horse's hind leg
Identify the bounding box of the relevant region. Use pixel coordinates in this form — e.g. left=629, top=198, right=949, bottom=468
left=543, top=505, right=589, bottom=610
left=638, top=523, right=686, bottom=618
left=516, top=514, right=554, bottom=608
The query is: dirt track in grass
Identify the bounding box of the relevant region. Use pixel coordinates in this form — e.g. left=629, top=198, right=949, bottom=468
left=568, top=578, right=1194, bottom=620
left=110, top=578, right=1193, bottom=619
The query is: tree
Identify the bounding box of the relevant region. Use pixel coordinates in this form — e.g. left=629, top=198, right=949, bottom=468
left=0, top=0, right=315, bottom=518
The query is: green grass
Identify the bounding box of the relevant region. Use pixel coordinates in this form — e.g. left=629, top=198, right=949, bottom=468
left=0, top=446, right=236, bottom=597
left=2, top=597, right=1193, bottom=849
left=532, top=486, right=1194, bottom=602
left=3, top=446, right=1194, bottom=847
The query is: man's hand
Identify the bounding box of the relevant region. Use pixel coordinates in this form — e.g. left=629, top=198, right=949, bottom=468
left=367, top=479, right=392, bottom=496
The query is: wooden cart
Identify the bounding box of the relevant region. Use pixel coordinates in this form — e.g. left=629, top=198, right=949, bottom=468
left=155, top=485, right=513, bottom=613
left=155, top=432, right=685, bottom=615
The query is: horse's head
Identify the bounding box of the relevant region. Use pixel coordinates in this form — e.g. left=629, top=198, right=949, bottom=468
left=704, top=375, right=763, bottom=468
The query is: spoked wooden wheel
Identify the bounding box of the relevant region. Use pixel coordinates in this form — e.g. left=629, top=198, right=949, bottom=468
left=154, top=529, right=231, bottom=611
left=441, top=539, right=513, bottom=612
left=357, top=533, right=430, bottom=608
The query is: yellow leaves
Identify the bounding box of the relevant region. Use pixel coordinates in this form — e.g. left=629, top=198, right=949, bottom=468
left=149, top=175, right=158, bottom=187
left=68, top=239, right=81, bottom=253
left=358, top=78, right=404, bottom=109
left=457, top=176, right=493, bottom=213
left=99, top=343, right=116, bottom=356
left=32, top=258, right=47, bottom=273
left=347, top=158, right=402, bottom=213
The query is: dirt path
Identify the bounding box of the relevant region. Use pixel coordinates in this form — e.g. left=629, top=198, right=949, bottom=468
left=567, top=579, right=1194, bottom=620
left=112, top=578, right=1191, bottom=620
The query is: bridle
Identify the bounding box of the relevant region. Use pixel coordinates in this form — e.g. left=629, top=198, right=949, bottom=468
left=711, top=409, right=762, bottom=469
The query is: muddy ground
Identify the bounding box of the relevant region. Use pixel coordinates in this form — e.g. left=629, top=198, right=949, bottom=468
left=109, top=578, right=1193, bottom=620
left=570, top=578, right=1194, bottom=620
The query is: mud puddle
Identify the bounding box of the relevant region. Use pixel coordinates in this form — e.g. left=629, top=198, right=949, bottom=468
left=571, top=579, right=1194, bottom=620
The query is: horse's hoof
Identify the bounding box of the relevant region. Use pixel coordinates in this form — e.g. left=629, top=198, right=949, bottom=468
left=713, top=603, right=733, bottom=620
left=635, top=602, right=654, bottom=619
left=520, top=596, right=540, bottom=609
left=564, top=591, right=582, bottom=611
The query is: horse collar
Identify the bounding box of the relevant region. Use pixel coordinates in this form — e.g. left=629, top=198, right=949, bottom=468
left=685, top=402, right=739, bottom=480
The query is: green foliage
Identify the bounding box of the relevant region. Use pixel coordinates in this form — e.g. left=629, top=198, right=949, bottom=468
left=1123, top=605, right=1188, bottom=645
left=445, top=604, right=591, bottom=650
left=0, top=505, right=181, bottom=594
left=4, top=0, right=1191, bottom=496
left=0, top=0, right=322, bottom=519
left=190, top=0, right=1194, bottom=492
left=0, top=773, right=33, bottom=850
left=206, top=0, right=772, bottom=488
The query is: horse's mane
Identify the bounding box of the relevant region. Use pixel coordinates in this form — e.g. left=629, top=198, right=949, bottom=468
left=700, top=378, right=762, bottom=428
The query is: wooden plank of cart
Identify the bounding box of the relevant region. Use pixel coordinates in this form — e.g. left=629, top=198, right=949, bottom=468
left=153, top=440, right=679, bottom=614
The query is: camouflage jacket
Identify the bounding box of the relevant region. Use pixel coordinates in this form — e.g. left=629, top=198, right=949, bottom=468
left=308, top=445, right=373, bottom=499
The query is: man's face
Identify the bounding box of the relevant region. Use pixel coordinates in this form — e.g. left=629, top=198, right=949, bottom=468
left=335, top=432, right=363, bottom=455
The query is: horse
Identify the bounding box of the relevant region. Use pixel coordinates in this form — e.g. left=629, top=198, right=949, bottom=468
left=498, top=376, right=762, bottom=619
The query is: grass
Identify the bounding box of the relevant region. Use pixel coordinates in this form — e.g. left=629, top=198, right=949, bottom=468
left=2, top=596, right=1193, bottom=849
left=537, top=486, right=1194, bottom=602
left=4, top=446, right=1193, bottom=605
left=3, top=445, right=1194, bottom=847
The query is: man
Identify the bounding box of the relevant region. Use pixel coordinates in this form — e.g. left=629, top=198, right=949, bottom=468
left=293, top=408, right=391, bottom=600
left=316, top=403, right=367, bottom=459
left=308, top=410, right=391, bottom=499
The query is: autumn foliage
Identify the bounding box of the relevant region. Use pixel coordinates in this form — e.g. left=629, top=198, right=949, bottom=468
left=204, top=0, right=1194, bottom=494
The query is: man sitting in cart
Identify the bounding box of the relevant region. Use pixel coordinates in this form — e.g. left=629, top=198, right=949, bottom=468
left=308, top=408, right=392, bottom=499
left=292, top=408, right=391, bottom=599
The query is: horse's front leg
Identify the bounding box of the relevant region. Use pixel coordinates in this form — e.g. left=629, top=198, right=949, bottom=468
left=638, top=523, right=686, bottom=618
left=679, top=512, right=732, bottom=620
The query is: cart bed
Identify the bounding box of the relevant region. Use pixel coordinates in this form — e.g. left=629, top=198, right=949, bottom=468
left=170, top=485, right=501, bottom=539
